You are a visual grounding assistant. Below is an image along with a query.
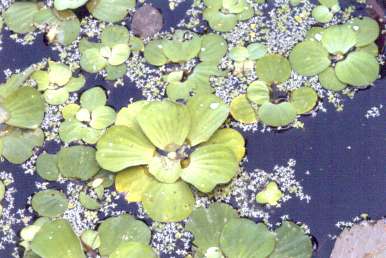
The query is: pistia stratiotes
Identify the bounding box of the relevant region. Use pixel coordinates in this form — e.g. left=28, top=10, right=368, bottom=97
left=97, top=94, right=245, bottom=222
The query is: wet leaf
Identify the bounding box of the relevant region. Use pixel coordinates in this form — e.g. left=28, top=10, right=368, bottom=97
left=54, top=0, right=88, bottom=10
left=131, top=5, right=163, bottom=39
left=108, top=44, right=131, bottom=66
left=110, top=242, right=156, bottom=258
left=258, top=102, right=297, bottom=127
left=36, top=153, right=60, bottom=181
left=137, top=100, right=190, bottom=151
left=312, top=6, right=333, bottom=23
left=142, top=180, right=195, bottom=222
left=87, top=0, right=135, bottom=22
left=64, top=75, right=86, bottom=92
left=144, top=40, right=168, bottom=66
left=349, top=17, right=380, bottom=47
left=247, top=43, right=267, bottom=60
left=106, top=64, right=127, bottom=80
left=80, top=48, right=107, bottom=73
left=58, top=119, right=86, bottom=143
left=335, top=51, right=379, bottom=87
left=79, top=192, right=100, bottom=210
left=247, top=80, right=270, bottom=105
left=148, top=155, right=182, bottom=183
left=31, top=189, right=68, bottom=217
left=220, top=218, right=276, bottom=258
left=48, top=61, right=72, bottom=86
left=181, top=144, right=238, bottom=193
left=80, top=229, right=100, bottom=250
left=115, top=100, right=148, bottom=130
left=230, top=94, right=257, bottom=124
left=31, top=219, right=85, bottom=258
left=357, top=42, right=379, bottom=56
left=270, top=221, right=313, bottom=258
left=90, top=106, right=116, bottom=129
left=290, top=87, right=318, bottom=114
left=96, top=126, right=155, bottom=172
left=32, top=71, right=49, bottom=91
left=44, top=87, right=70, bottom=105
left=289, top=41, right=331, bottom=76
left=4, top=2, right=39, bottom=33
left=185, top=203, right=239, bottom=254
left=98, top=214, right=150, bottom=256
left=318, top=67, right=346, bottom=91
left=255, top=54, right=291, bottom=84
left=256, top=181, right=283, bottom=205
left=55, top=17, right=81, bottom=46
left=162, top=32, right=201, bottom=63
left=80, top=87, right=107, bottom=111
left=187, top=94, right=229, bottom=146
left=101, top=25, right=130, bottom=48
left=129, top=36, right=145, bottom=51
left=199, top=34, right=228, bottom=62
left=57, top=146, right=100, bottom=180
left=321, top=25, right=356, bottom=54
left=204, top=8, right=238, bottom=32
left=229, top=46, right=249, bottom=62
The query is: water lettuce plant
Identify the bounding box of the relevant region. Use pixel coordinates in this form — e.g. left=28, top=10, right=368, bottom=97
left=32, top=61, right=85, bottom=105
left=185, top=203, right=313, bottom=257
left=230, top=80, right=318, bottom=127
left=255, top=181, right=283, bottom=206
left=311, top=0, right=341, bottom=23
left=99, top=94, right=245, bottom=222
left=31, top=189, right=69, bottom=217
left=144, top=31, right=227, bottom=101
left=290, top=18, right=380, bottom=91
left=80, top=25, right=143, bottom=78
left=229, top=43, right=268, bottom=75
left=203, top=0, right=254, bottom=32
left=0, top=67, right=45, bottom=164
left=59, top=87, right=116, bottom=144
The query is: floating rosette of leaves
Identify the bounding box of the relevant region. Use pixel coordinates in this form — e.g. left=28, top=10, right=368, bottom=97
left=255, top=181, right=283, bottom=206
left=330, top=219, right=386, bottom=257
left=185, top=203, right=313, bottom=258
left=0, top=66, right=45, bottom=164
left=144, top=31, right=227, bottom=101
left=203, top=0, right=254, bottom=32
left=311, top=0, right=341, bottom=23
left=32, top=61, right=85, bottom=105
left=80, top=25, right=143, bottom=79
left=36, top=145, right=100, bottom=181
left=59, top=87, right=116, bottom=144
left=229, top=43, right=268, bottom=76
left=290, top=19, right=380, bottom=91
left=99, top=94, right=245, bottom=222
left=4, top=2, right=80, bottom=45
left=230, top=80, right=318, bottom=127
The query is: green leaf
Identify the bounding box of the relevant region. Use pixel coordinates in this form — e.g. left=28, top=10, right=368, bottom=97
left=4, top=2, right=39, bottom=33
left=142, top=180, right=195, bottom=222
left=108, top=44, right=131, bottom=66
left=44, top=87, right=70, bottom=105
left=101, top=25, right=130, bottom=48
left=36, top=153, right=60, bottom=181
left=318, top=67, right=346, bottom=91
left=33, top=8, right=57, bottom=26
left=335, top=51, right=379, bottom=87
left=349, top=17, right=380, bottom=47
left=0, top=65, right=37, bottom=99
left=82, top=127, right=105, bottom=144
left=258, top=102, right=297, bottom=127
left=230, top=94, right=257, bottom=124
left=62, top=104, right=81, bottom=119
left=58, top=119, right=86, bottom=143
left=255, top=54, right=291, bottom=84
left=289, top=41, right=331, bottom=76
left=321, top=25, right=356, bottom=54
left=246, top=80, right=270, bottom=105
left=79, top=192, right=100, bottom=210
left=237, top=5, right=254, bottom=21
left=3, top=87, right=44, bottom=129
left=223, top=0, right=246, bottom=13
left=31, top=189, right=68, bottom=217
left=2, top=128, right=44, bottom=164
left=229, top=46, right=249, bottom=62
left=32, top=70, right=49, bottom=91
left=162, top=33, right=201, bottom=63
left=96, top=126, right=155, bottom=172
left=48, top=61, right=72, bottom=86
left=187, top=94, right=229, bottom=146
left=80, top=229, right=100, bottom=250
left=54, top=0, right=88, bottom=10
left=115, top=166, right=155, bottom=202
left=64, top=75, right=86, bottom=92
left=80, top=48, right=107, bottom=73
left=181, top=144, right=238, bottom=193
left=98, top=214, right=151, bottom=256
left=357, top=42, right=379, bottom=56
left=247, top=43, right=267, bottom=60
left=256, top=181, right=283, bottom=205
left=80, top=87, right=107, bottom=111
left=86, top=0, right=135, bottom=22
left=148, top=155, right=182, bottom=183
left=56, top=18, right=81, bottom=46
left=202, top=128, right=245, bottom=162
left=311, top=5, right=333, bottom=23
left=129, top=36, right=144, bottom=52
left=305, top=27, right=324, bottom=41
left=185, top=203, right=239, bottom=254
left=270, top=221, right=313, bottom=258
left=31, top=219, right=85, bottom=258
left=106, top=64, right=127, bottom=80
left=144, top=40, right=168, bottom=66
left=290, top=87, right=318, bottom=114
left=115, top=101, right=148, bottom=130
left=166, top=81, right=192, bottom=102
left=204, top=8, right=238, bottom=32
left=90, top=106, right=116, bottom=129
left=137, top=100, right=190, bottom=151
left=109, top=242, right=156, bottom=258
left=220, top=219, right=276, bottom=258
left=203, top=0, right=223, bottom=9
left=57, top=146, right=100, bottom=180
left=319, top=0, right=339, bottom=8
left=199, top=34, right=228, bottom=62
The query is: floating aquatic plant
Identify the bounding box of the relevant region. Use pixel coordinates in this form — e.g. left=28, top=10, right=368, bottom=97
left=203, top=0, right=254, bottom=32
left=86, top=0, right=136, bottom=23
left=290, top=18, right=380, bottom=90
left=185, top=203, right=313, bottom=257
left=59, top=87, right=116, bottom=144
left=255, top=181, right=283, bottom=206
left=101, top=94, right=245, bottom=222
left=32, top=61, right=85, bottom=105
left=0, top=67, right=45, bottom=164
left=311, top=0, right=341, bottom=23
left=144, top=31, right=227, bottom=101
left=31, top=189, right=69, bottom=217
left=80, top=25, right=143, bottom=78
left=230, top=80, right=318, bottom=127
left=229, top=43, right=268, bottom=76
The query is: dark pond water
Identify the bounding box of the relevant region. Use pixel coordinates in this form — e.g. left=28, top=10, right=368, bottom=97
left=0, top=0, right=385, bottom=257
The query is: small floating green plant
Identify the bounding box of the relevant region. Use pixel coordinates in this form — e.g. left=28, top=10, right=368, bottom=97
left=229, top=43, right=268, bottom=76
left=311, top=0, right=341, bottom=23
left=99, top=94, right=245, bottom=222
